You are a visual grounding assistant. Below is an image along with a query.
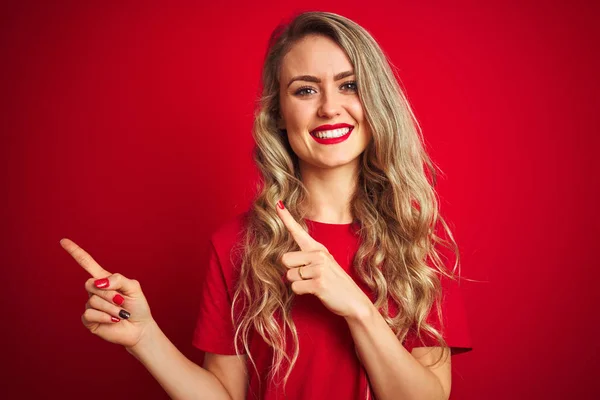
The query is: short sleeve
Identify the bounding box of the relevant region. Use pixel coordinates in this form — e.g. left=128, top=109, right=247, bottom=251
left=191, top=238, right=239, bottom=355
left=404, top=275, right=473, bottom=355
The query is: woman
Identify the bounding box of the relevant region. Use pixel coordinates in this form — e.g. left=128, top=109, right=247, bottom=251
left=61, top=11, right=472, bottom=400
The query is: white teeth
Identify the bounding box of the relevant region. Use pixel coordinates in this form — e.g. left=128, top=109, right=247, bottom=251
left=313, top=127, right=351, bottom=139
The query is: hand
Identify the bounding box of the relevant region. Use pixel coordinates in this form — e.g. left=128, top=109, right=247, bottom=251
left=276, top=202, right=373, bottom=320
left=60, top=238, right=155, bottom=349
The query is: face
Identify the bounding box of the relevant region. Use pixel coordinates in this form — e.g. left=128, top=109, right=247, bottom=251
left=278, top=34, right=372, bottom=170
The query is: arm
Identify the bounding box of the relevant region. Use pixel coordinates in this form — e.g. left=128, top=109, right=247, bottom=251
left=127, top=321, right=247, bottom=400
left=203, top=352, right=249, bottom=400
left=272, top=205, right=452, bottom=399
left=346, top=304, right=451, bottom=400
left=61, top=236, right=247, bottom=399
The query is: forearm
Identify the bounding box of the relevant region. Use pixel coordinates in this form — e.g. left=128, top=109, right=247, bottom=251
left=347, top=305, right=446, bottom=400
left=126, top=321, right=231, bottom=400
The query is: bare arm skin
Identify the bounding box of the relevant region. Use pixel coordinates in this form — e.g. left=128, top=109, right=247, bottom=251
left=126, top=323, right=248, bottom=400
left=60, top=238, right=247, bottom=400
left=347, top=305, right=451, bottom=400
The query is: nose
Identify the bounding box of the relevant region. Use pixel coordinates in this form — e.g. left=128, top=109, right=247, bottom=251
left=317, top=89, right=341, bottom=119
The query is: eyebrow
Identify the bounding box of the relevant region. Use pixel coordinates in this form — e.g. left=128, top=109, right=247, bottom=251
left=287, top=70, right=355, bottom=88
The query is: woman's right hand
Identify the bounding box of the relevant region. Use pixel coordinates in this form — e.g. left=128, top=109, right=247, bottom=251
left=60, top=238, right=155, bottom=349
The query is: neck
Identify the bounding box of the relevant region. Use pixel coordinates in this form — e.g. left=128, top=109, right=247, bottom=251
left=298, top=159, right=359, bottom=224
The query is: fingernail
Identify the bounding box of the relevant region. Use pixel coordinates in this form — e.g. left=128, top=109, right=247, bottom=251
left=277, top=200, right=285, bottom=210
left=111, top=316, right=120, bottom=323
left=113, top=294, right=124, bottom=306
left=119, top=310, right=130, bottom=319
left=94, top=278, right=109, bottom=288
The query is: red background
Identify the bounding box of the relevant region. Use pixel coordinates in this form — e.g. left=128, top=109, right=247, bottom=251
left=2, top=1, right=598, bottom=399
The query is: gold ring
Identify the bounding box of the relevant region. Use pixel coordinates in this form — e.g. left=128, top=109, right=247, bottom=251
left=298, top=265, right=306, bottom=280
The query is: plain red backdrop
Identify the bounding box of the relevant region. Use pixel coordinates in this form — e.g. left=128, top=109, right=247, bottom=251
left=2, top=0, right=598, bottom=399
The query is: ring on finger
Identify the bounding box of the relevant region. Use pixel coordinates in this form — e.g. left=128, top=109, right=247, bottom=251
left=298, top=264, right=307, bottom=280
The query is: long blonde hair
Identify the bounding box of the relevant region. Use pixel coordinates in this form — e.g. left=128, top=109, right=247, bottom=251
left=232, top=10, right=460, bottom=392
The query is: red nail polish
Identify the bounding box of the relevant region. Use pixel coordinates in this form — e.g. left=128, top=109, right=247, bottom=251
left=94, top=278, right=109, bottom=288
left=113, top=294, right=124, bottom=306
left=111, top=316, right=120, bottom=322
left=277, top=200, right=285, bottom=210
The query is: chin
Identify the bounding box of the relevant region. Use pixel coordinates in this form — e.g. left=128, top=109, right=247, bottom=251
left=312, top=156, right=361, bottom=169
left=295, top=145, right=366, bottom=169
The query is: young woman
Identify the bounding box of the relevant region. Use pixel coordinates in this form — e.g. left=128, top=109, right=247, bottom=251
left=61, top=11, right=472, bottom=400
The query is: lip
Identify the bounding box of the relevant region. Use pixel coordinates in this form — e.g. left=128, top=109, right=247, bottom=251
left=310, top=123, right=354, bottom=145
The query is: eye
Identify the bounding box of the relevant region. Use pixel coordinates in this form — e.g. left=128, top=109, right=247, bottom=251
left=341, top=81, right=358, bottom=92
left=294, top=86, right=317, bottom=96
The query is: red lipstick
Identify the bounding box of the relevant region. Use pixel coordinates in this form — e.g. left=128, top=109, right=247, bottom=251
left=310, top=123, right=354, bottom=145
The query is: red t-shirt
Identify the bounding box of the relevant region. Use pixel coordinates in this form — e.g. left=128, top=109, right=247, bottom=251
left=193, top=212, right=472, bottom=399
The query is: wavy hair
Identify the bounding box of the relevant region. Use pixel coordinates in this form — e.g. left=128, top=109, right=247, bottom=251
left=231, top=10, right=461, bottom=394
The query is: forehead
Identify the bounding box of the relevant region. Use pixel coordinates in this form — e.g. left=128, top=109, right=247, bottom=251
left=280, top=34, right=353, bottom=81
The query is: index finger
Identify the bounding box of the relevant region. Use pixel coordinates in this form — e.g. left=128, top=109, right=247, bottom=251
left=60, top=238, right=112, bottom=279
left=275, top=201, right=325, bottom=252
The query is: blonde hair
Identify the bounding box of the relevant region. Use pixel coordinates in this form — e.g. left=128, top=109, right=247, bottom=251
left=231, top=10, right=460, bottom=394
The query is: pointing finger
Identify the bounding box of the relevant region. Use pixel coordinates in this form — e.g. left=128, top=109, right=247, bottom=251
left=60, top=238, right=111, bottom=279
left=275, top=201, right=325, bottom=252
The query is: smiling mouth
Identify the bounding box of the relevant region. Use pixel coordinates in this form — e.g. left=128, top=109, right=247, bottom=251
left=309, top=126, right=354, bottom=145
left=311, top=127, right=352, bottom=139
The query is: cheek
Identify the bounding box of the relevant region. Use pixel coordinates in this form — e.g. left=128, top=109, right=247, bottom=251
left=348, top=99, right=365, bottom=122
left=349, top=101, right=372, bottom=141
left=287, top=132, right=309, bottom=156
left=283, top=102, right=312, bottom=129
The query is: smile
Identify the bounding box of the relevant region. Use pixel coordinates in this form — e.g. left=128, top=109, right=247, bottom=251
left=310, top=124, right=354, bottom=145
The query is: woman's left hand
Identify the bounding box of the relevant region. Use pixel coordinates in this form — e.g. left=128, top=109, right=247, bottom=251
left=276, top=202, right=373, bottom=320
